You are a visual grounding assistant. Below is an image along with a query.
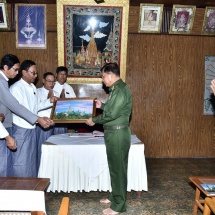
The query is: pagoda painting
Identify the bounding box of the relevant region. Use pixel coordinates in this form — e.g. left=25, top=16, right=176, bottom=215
left=65, top=6, right=122, bottom=77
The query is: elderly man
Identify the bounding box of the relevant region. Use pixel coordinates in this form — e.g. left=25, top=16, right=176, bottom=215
left=0, top=54, right=52, bottom=177
left=86, top=63, right=132, bottom=215
left=10, top=60, right=55, bottom=177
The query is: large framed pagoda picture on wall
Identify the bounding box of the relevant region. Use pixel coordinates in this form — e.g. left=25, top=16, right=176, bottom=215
left=56, top=0, right=129, bottom=84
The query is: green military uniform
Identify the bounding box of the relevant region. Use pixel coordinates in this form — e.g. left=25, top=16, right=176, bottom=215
left=92, top=78, right=132, bottom=212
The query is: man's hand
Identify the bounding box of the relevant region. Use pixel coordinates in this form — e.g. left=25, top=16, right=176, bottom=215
left=211, top=80, right=215, bottom=95
left=95, top=100, right=102, bottom=108
left=0, top=113, right=5, bottom=122
left=60, top=89, right=65, bottom=98
left=5, top=135, right=16, bottom=150
left=47, top=90, right=54, bottom=99
left=86, top=117, right=95, bottom=126
left=37, top=117, right=55, bottom=129
left=50, top=96, right=58, bottom=103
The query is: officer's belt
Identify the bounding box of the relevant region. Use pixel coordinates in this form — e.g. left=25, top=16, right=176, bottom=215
left=103, top=124, right=129, bottom=130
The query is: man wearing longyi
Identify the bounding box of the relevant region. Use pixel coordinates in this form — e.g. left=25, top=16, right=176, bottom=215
left=10, top=59, right=55, bottom=177
left=0, top=54, right=53, bottom=177
left=86, top=63, right=132, bottom=215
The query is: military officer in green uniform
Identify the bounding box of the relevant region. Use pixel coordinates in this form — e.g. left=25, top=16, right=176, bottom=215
left=86, top=63, right=132, bottom=215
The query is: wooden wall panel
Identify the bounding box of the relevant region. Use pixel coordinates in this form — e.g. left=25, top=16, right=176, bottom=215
left=126, top=34, right=215, bottom=157
left=0, top=32, right=58, bottom=87
left=0, top=5, right=215, bottom=157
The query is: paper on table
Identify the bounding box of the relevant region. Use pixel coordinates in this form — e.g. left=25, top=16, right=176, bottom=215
left=68, top=130, right=104, bottom=137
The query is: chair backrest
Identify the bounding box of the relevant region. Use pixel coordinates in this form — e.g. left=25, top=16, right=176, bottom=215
left=203, top=197, right=215, bottom=215
left=58, top=197, right=70, bottom=215
left=0, top=190, right=46, bottom=213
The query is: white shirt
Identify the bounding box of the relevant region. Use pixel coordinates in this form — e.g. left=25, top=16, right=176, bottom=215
left=53, top=81, right=76, bottom=98
left=0, top=122, right=9, bottom=138
left=37, top=86, right=60, bottom=117
left=10, top=79, right=52, bottom=129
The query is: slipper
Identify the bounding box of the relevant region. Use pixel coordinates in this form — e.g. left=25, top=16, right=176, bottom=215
left=102, top=208, right=119, bottom=215
left=100, top=198, right=111, bottom=204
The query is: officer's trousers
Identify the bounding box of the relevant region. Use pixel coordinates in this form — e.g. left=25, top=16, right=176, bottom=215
left=104, top=127, right=131, bottom=212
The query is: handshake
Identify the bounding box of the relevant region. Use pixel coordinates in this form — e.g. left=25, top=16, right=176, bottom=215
left=0, top=113, right=54, bottom=129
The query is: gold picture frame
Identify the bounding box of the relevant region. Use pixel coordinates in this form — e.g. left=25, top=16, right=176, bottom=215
left=169, top=5, right=196, bottom=34
left=138, top=4, right=164, bottom=34
left=15, top=4, right=47, bottom=49
left=0, top=0, right=9, bottom=30
left=56, top=0, right=129, bottom=84
left=50, top=98, right=96, bottom=123
left=202, top=7, right=215, bottom=35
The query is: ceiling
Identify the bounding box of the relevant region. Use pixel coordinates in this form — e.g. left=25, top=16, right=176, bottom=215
left=5, top=0, right=215, bottom=8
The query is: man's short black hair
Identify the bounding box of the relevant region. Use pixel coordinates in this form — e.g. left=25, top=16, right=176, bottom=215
left=56, top=66, right=68, bottom=74
left=100, top=63, right=120, bottom=77
left=20, top=60, right=36, bottom=72
left=43, top=72, right=55, bottom=79
left=0, top=54, right=20, bottom=70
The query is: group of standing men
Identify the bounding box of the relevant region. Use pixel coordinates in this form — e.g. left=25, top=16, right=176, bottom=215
left=0, top=54, right=76, bottom=178
left=0, top=54, right=133, bottom=215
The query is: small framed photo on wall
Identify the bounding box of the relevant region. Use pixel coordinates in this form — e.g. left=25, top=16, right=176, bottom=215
left=0, top=0, right=9, bottom=30
left=15, top=4, right=46, bottom=49
left=138, top=4, right=164, bottom=33
left=169, top=5, right=196, bottom=34
left=202, top=7, right=215, bottom=35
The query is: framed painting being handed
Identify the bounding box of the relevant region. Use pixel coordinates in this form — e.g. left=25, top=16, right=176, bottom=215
left=169, top=5, right=196, bottom=34
left=50, top=98, right=96, bottom=123
left=138, top=4, right=164, bottom=34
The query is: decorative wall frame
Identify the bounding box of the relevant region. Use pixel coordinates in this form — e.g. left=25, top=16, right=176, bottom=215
left=202, top=7, right=215, bottom=35
left=169, top=5, right=196, bottom=34
left=56, top=0, right=129, bottom=84
left=0, top=0, right=9, bottom=30
left=204, top=55, right=215, bottom=115
left=138, top=4, right=164, bottom=34
left=50, top=98, right=96, bottom=123
left=15, top=4, right=46, bottom=49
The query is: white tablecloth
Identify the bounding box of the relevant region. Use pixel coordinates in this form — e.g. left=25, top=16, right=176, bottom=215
left=0, top=190, right=46, bottom=212
left=38, top=133, right=148, bottom=193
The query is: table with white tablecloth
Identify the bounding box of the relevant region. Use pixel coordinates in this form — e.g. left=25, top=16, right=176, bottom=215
left=38, top=133, right=148, bottom=193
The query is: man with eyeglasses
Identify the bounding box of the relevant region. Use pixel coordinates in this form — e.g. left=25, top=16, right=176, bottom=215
left=36, top=72, right=59, bottom=172
left=53, top=66, right=76, bottom=134
left=0, top=54, right=53, bottom=177
left=10, top=60, right=56, bottom=177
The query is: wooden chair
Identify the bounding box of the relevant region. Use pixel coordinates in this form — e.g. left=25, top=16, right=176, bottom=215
left=58, top=197, right=70, bottom=215
left=203, top=197, right=215, bottom=215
